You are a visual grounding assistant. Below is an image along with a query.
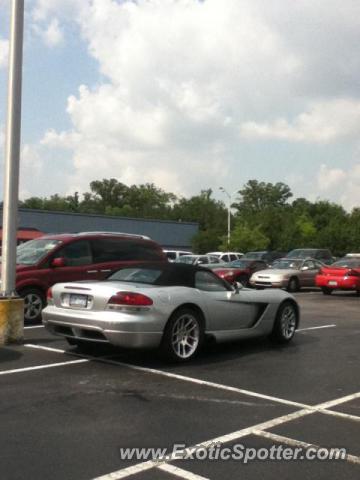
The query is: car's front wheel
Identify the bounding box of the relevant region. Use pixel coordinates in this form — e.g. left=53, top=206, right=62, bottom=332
left=270, top=301, right=298, bottom=343
left=161, top=308, right=204, bottom=362
left=287, top=277, right=299, bottom=293
left=19, top=288, right=45, bottom=323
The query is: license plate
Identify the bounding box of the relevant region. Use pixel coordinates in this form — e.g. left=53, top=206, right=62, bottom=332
left=69, top=294, right=88, bottom=307
left=328, top=281, right=337, bottom=286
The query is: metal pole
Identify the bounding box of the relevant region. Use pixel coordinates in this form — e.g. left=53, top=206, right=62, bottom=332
left=1, top=0, right=24, bottom=297
left=227, top=201, right=231, bottom=247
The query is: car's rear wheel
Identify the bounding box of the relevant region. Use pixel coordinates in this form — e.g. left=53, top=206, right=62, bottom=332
left=19, top=288, right=45, bottom=322
left=287, top=277, right=299, bottom=293
left=161, top=308, right=204, bottom=362
left=321, top=287, right=333, bottom=295
left=270, top=301, right=298, bottom=343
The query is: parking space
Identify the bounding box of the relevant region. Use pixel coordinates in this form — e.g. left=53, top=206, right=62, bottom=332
left=0, top=292, right=359, bottom=479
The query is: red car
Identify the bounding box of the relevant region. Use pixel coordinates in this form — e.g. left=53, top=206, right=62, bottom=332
left=212, top=259, right=268, bottom=286
left=316, top=257, right=360, bottom=295
left=7, top=232, right=167, bottom=322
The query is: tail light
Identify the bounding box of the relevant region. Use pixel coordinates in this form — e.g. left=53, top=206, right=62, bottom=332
left=107, top=291, right=153, bottom=307
left=46, top=287, right=53, bottom=304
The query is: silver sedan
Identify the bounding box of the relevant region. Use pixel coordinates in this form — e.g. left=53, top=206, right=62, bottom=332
left=250, top=258, right=323, bottom=292
left=43, top=263, right=300, bottom=362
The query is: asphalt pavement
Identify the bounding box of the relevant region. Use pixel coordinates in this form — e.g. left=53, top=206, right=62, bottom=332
left=0, top=290, right=359, bottom=480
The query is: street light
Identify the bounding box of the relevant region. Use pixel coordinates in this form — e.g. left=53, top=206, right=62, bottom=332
left=219, top=187, right=234, bottom=247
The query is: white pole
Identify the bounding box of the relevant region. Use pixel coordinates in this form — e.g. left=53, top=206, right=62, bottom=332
left=1, top=0, right=24, bottom=297
left=219, top=187, right=232, bottom=247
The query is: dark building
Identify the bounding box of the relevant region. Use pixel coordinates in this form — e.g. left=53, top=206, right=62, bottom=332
left=0, top=208, right=198, bottom=250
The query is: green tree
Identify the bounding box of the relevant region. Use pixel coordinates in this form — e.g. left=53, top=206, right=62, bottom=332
left=224, top=223, right=269, bottom=252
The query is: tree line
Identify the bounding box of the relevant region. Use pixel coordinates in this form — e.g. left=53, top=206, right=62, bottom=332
left=19, top=178, right=360, bottom=256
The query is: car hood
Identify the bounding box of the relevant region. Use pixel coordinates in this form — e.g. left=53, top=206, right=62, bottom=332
left=253, top=268, right=298, bottom=277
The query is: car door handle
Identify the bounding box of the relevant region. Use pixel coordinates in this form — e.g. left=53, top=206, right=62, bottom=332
left=100, top=269, right=112, bottom=273
left=87, top=270, right=98, bottom=273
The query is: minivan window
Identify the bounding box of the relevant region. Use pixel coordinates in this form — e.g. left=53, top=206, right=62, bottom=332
left=91, top=238, right=163, bottom=263
left=54, top=240, right=92, bottom=266
left=16, top=239, right=62, bottom=265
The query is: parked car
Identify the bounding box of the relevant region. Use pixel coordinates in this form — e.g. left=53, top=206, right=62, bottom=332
left=163, top=250, right=192, bottom=262
left=206, top=251, right=244, bottom=262
left=250, top=258, right=323, bottom=292
left=174, top=254, right=221, bottom=266
left=212, top=259, right=268, bottom=286
left=43, top=263, right=300, bottom=362
left=242, top=251, right=286, bottom=265
left=8, top=232, right=166, bottom=322
left=286, top=249, right=334, bottom=264
left=316, top=257, right=360, bottom=294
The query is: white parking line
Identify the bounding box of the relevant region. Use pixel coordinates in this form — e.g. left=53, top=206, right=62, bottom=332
left=297, top=324, right=336, bottom=332
left=91, top=390, right=360, bottom=479
left=158, top=464, right=210, bottom=480
left=253, top=430, right=360, bottom=465
left=24, top=343, right=309, bottom=410
left=21, top=343, right=360, bottom=479
left=0, top=358, right=89, bottom=376
left=24, top=325, right=44, bottom=330
left=24, top=343, right=360, bottom=424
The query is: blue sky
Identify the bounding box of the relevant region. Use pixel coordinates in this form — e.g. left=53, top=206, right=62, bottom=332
left=1, top=0, right=360, bottom=209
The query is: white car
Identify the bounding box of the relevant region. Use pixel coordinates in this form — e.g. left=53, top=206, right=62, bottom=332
left=43, top=263, right=300, bottom=362
left=163, top=250, right=193, bottom=262
left=174, top=254, right=221, bottom=266
left=207, top=251, right=244, bottom=263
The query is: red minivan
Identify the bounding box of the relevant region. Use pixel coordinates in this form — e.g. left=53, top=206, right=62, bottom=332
left=9, top=232, right=167, bottom=322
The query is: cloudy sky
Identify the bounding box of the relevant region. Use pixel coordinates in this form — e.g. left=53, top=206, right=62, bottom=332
left=0, top=0, right=360, bottom=209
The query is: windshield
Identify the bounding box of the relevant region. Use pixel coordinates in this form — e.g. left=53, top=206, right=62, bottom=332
left=272, top=259, right=302, bottom=270
left=15, top=239, right=62, bottom=265
left=332, top=259, right=360, bottom=268
left=287, top=249, right=316, bottom=258
left=174, top=256, right=195, bottom=264
left=229, top=260, right=252, bottom=268
left=243, top=252, right=263, bottom=259
left=108, top=268, right=163, bottom=284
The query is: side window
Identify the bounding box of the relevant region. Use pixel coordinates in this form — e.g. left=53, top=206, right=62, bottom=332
left=229, top=254, right=237, bottom=262
left=54, top=241, right=92, bottom=266
left=195, top=271, right=229, bottom=292
left=222, top=254, right=229, bottom=263
left=166, top=252, right=176, bottom=260
left=92, top=239, right=163, bottom=263
left=197, top=256, right=208, bottom=265
left=305, top=260, right=316, bottom=270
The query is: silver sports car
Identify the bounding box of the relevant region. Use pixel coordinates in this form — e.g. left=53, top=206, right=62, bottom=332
left=250, top=258, right=323, bottom=292
left=43, top=263, right=300, bottom=362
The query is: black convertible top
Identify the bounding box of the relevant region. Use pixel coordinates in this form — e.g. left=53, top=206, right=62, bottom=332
left=110, top=262, right=232, bottom=289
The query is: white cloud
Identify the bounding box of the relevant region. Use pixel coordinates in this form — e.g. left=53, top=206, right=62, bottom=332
left=32, top=0, right=87, bottom=22
left=37, top=0, right=301, bottom=194
left=316, top=162, right=360, bottom=210
left=240, top=100, right=360, bottom=143
left=19, top=0, right=360, bottom=209
left=317, top=164, right=346, bottom=191
left=0, top=38, right=8, bottom=68
left=42, top=18, right=64, bottom=47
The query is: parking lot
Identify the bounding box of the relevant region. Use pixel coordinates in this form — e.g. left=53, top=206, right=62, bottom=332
left=0, top=290, right=359, bottom=480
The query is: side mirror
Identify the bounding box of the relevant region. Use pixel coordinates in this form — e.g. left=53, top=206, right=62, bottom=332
left=51, top=257, right=66, bottom=268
